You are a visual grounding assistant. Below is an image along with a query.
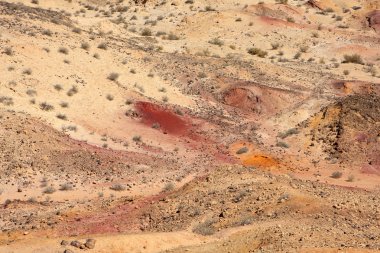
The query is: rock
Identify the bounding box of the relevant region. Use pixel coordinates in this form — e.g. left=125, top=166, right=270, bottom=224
left=85, top=238, right=96, bottom=249
left=64, top=250, right=74, bottom=253
left=60, top=240, right=69, bottom=246
left=70, top=240, right=82, bottom=248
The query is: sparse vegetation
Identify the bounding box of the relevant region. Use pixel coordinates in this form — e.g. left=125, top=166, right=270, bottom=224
left=110, top=184, right=126, bottom=191
left=343, top=54, right=364, bottom=65
left=331, top=171, right=343, bottom=179
left=108, top=73, right=119, bottom=81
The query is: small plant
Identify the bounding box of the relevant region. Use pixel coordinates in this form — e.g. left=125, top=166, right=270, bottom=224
left=204, top=6, right=215, bottom=11
left=40, top=102, right=54, bottom=111
left=67, top=86, right=78, bottom=96
left=276, top=141, right=289, bottom=148
left=331, top=171, right=343, bottom=179
left=42, top=29, right=53, bottom=36
left=208, top=38, right=224, bottom=47
left=236, top=147, right=248, bottom=154
left=54, top=84, right=63, bottom=91
left=98, top=42, right=107, bottom=50
left=247, top=48, right=268, bottom=58
left=56, top=114, right=67, bottom=120
left=59, top=183, right=73, bottom=191
left=271, top=42, right=281, bottom=50
left=278, top=128, right=299, bottom=139
left=286, top=17, right=295, bottom=23
left=106, top=94, right=114, bottom=101
left=294, top=52, right=301, bottom=59
left=299, top=45, right=309, bottom=53
left=60, top=102, right=69, bottom=108
left=343, top=54, right=363, bottom=65
left=0, top=96, right=13, bottom=106
left=43, top=186, right=56, bottom=194
left=108, top=72, right=119, bottom=81
left=58, top=47, right=69, bottom=54
left=23, top=68, right=32, bottom=75
left=81, top=42, right=90, bottom=50
left=72, top=27, right=82, bottom=34
left=110, top=184, right=126, bottom=191
left=141, top=28, right=152, bottom=36
left=163, top=182, right=175, bottom=192
left=193, top=219, right=216, bottom=235
left=133, top=135, right=141, bottom=142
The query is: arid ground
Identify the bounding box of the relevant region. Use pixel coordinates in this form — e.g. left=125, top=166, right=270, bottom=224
left=1, top=0, right=380, bottom=252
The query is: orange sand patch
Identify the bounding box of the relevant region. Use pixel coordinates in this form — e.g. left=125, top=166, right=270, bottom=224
left=230, top=142, right=278, bottom=168
left=242, top=154, right=278, bottom=167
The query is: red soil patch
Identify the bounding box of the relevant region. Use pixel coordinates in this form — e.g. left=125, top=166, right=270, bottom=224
left=223, top=87, right=260, bottom=112
left=259, top=16, right=305, bottom=28
left=367, top=10, right=380, bottom=33
left=135, top=101, right=189, bottom=135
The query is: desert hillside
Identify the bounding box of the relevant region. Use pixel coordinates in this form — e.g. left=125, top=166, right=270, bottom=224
left=1, top=0, right=380, bottom=252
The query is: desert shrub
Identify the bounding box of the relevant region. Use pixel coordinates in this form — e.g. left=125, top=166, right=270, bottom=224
left=343, top=70, right=350, bottom=75
left=163, top=182, right=175, bottom=192
left=133, top=135, right=141, bottom=142
left=58, top=47, right=69, bottom=54
left=286, top=17, right=295, bottom=23
left=236, top=147, right=248, bottom=154
left=275, top=0, right=288, bottom=4
left=247, top=47, right=267, bottom=58
left=294, top=52, right=301, bottom=59
left=67, top=86, right=78, bottom=96
left=72, top=27, right=82, bottom=34
left=208, top=38, right=224, bottom=46
left=106, top=94, right=114, bottom=101
left=198, top=72, right=207, bottom=78
left=42, top=29, right=53, bottom=36
left=97, top=42, right=107, bottom=50
left=81, top=42, right=90, bottom=50
left=237, top=215, right=254, bottom=226
left=59, top=183, right=73, bottom=191
left=0, top=96, right=13, bottom=106
left=110, top=184, right=126, bottom=191
left=166, top=33, right=180, bottom=40
left=108, top=72, right=119, bottom=81
left=43, top=186, right=56, bottom=194
left=23, top=68, right=32, bottom=75
left=56, top=114, right=67, bottom=120
left=204, top=6, right=215, bottom=11
left=60, top=102, right=69, bottom=108
left=299, top=45, right=309, bottom=53
left=235, top=17, right=242, bottom=22
left=141, top=28, right=152, bottom=36
left=53, top=84, right=63, bottom=91
left=276, top=141, right=289, bottom=148
left=193, top=219, right=216, bottom=235
left=40, top=102, right=54, bottom=111
left=26, top=89, right=37, bottom=96
left=331, top=171, right=343, bottom=179
left=271, top=42, right=280, bottom=50
left=278, top=128, right=299, bottom=139
left=347, top=175, right=355, bottom=182
left=93, top=53, right=100, bottom=59
left=343, top=54, right=363, bottom=64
